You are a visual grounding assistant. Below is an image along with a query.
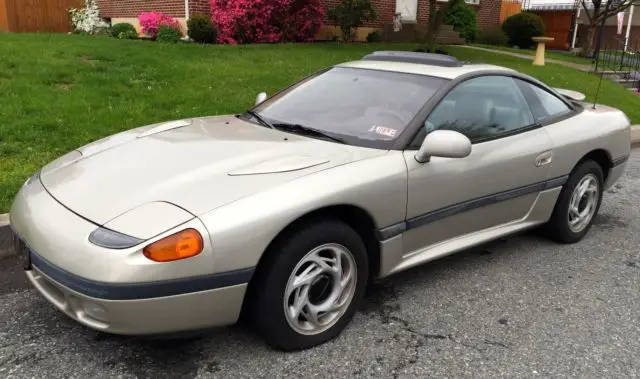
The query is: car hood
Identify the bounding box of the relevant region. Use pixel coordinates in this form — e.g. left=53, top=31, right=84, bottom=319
left=40, top=115, right=386, bottom=226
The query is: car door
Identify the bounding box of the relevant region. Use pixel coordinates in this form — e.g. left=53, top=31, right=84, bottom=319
left=401, top=75, right=554, bottom=255
left=512, top=77, right=582, bottom=180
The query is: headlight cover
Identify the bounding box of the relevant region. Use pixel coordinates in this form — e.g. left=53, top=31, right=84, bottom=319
left=89, top=227, right=144, bottom=249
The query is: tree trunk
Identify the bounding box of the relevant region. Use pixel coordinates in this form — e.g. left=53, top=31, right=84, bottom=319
left=426, top=0, right=438, bottom=47
left=582, top=25, right=597, bottom=58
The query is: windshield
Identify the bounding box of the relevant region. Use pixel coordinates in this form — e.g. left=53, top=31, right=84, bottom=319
left=250, top=67, right=448, bottom=149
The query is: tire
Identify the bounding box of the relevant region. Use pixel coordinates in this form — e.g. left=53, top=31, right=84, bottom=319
left=250, top=219, right=368, bottom=351
left=543, top=160, right=604, bottom=243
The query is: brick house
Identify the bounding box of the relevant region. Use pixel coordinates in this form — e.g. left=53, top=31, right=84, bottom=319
left=98, top=0, right=502, bottom=41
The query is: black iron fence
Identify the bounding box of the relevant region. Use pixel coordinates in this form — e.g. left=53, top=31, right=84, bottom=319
left=594, top=36, right=640, bottom=92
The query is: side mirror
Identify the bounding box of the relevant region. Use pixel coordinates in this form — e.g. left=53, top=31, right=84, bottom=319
left=415, top=130, right=472, bottom=163
left=255, top=92, right=267, bottom=106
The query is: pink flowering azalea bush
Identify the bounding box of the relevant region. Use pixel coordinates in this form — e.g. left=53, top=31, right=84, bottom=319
left=210, top=0, right=324, bottom=44
left=138, top=11, right=182, bottom=39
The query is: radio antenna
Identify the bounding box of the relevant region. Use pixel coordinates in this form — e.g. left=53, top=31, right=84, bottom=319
left=593, top=71, right=605, bottom=109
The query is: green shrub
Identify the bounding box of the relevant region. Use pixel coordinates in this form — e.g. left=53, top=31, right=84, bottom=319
left=117, top=30, right=138, bottom=39
left=156, top=25, right=182, bottom=43
left=110, top=23, right=137, bottom=39
left=502, top=12, right=545, bottom=49
left=366, top=30, right=381, bottom=43
left=327, top=0, right=378, bottom=42
left=477, top=26, right=508, bottom=46
left=187, top=14, right=218, bottom=43
left=442, top=0, right=478, bottom=42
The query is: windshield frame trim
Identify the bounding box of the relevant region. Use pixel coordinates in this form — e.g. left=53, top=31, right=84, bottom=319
left=251, top=66, right=450, bottom=150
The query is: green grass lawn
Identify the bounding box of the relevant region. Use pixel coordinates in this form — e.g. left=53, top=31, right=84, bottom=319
left=472, top=44, right=640, bottom=71
left=1, top=34, right=639, bottom=213
left=471, top=44, right=596, bottom=66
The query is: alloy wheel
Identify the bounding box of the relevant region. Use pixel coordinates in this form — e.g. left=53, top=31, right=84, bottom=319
left=283, top=243, right=357, bottom=336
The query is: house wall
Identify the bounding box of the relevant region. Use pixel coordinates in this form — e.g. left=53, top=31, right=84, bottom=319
left=576, top=5, right=640, bottom=50
left=99, top=0, right=207, bottom=34
left=189, top=0, right=209, bottom=15
left=576, top=24, right=640, bottom=51
left=314, top=0, right=424, bottom=29
left=3, top=0, right=82, bottom=32
left=318, top=0, right=501, bottom=40
left=476, top=0, right=502, bottom=30
left=0, top=0, right=8, bottom=32
left=99, top=0, right=502, bottom=41
left=499, top=0, right=521, bottom=23
left=98, top=0, right=185, bottom=18
left=528, top=6, right=640, bottom=50
left=528, top=9, right=573, bottom=50
left=577, top=6, right=640, bottom=27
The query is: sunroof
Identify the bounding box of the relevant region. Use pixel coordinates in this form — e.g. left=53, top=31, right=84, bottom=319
left=361, top=51, right=463, bottom=67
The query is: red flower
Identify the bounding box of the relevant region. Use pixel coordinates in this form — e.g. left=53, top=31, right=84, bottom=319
left=210, top=0, right=324, bottom=44
left=138, top=11, right=182, bottom=39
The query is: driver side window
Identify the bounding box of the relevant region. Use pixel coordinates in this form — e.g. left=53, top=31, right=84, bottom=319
left=410, top=76, right=535, bottom=148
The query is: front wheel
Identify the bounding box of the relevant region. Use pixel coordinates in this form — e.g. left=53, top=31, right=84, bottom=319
left=251, top=220, right=368, bottom=351
left=543, top=160, right=604, bottom=243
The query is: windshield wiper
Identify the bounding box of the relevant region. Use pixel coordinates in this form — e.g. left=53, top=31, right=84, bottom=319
left=246, top=110, right=275, bottom=129
left=272, top=123, right=345, bottom=144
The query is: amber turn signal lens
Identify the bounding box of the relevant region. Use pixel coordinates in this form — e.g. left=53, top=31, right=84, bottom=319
left=143, top=228, right=204, bottom=262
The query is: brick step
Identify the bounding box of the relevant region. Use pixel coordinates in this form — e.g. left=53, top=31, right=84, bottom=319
left=594, top=71, right=633, bottom=81
left=382, top=23, right=427, bottom=43
left=597, top=70, right=627, bottom=74
left=382, top=23, right=463, bottom=43
left=615, top=78, right=640, bottom=88
left=433, top=25, right=464, bottom=44
left=436, top=31, right=463, bottom=39
left=438, top=24, right=455, bottom=32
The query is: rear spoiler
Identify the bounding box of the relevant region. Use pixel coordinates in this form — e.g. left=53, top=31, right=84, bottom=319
left=554, top=88, right=586, bottom=101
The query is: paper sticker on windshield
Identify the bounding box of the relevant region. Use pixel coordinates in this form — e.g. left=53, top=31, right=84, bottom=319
left=369, top=126, right=398, bottom=138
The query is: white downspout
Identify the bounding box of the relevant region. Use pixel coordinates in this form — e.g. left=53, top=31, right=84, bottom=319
left=571, top=7, right=581, bottom=50
left=183, top=0, right=190, bottom=39
left=625, top=5, right=634, bottom=52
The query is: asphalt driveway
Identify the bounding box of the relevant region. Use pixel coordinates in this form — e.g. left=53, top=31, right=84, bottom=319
left=1, top=150, right=639, bottom=379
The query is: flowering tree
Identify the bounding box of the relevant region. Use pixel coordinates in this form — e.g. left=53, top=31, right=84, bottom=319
left=138, top=11, right=182, bottom=39
left=68, top=0, right=109, bottom=34
left=210, top=0, right=324, bottom=44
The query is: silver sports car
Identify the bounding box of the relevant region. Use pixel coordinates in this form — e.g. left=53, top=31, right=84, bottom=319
left=10, top=51, right=631, bottom=351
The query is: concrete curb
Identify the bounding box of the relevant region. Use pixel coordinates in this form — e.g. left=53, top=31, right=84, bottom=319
left=0, top=213, right=12, bottom=259
left=1, top=126, right=640, bottom=259
left=632, top=125, right=640, bottom=147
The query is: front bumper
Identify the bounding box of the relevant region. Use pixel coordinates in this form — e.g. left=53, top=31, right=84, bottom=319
left=25, top=259, right=247, bottom=335
left=11, top=175, right=251, bottom=335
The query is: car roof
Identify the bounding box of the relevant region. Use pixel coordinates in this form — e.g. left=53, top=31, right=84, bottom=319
left=337, top=55, right=515, bottom=80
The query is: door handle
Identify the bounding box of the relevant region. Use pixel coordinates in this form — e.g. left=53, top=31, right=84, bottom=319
left=535, top=151, right=553, bottom=167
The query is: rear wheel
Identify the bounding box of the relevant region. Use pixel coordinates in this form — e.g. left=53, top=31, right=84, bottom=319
left=543, top=160, right=604, bottom=243
left=250, top=220, right=368, bottom=351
